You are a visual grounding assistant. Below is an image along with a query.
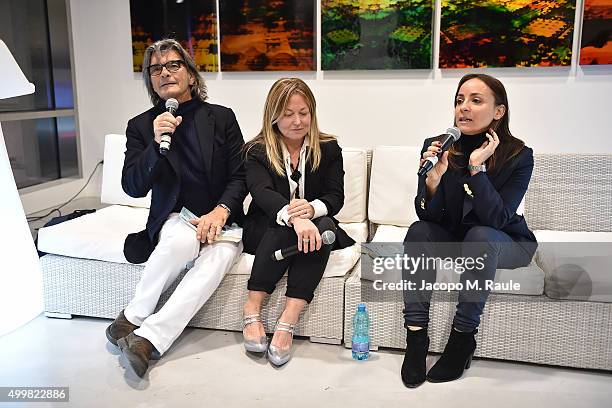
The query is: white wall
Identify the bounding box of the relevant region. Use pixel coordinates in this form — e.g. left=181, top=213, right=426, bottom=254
left=21, top=0, right=612, bottom=213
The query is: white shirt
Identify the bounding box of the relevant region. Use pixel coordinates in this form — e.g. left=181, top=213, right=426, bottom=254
left=276, top=139, right=328, bottom=226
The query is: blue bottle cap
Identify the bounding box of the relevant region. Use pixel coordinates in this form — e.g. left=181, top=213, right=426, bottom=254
left=357, top=303, right=366, bottom=312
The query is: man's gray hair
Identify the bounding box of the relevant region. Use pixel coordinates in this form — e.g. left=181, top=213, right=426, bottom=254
left=141, top=38, right=208, bottom=106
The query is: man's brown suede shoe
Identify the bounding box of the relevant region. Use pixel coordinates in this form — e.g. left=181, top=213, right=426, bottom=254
left=117, top=332, right=153, bottom=378
left=106, top=310, right=138, bottom=346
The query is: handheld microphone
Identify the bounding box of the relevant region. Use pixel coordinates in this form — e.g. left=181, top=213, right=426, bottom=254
left=159, top=98, right=179, bottom=156
left=417, top=127, right=461, bottom=177
left=271, top=229, right=336, bottom=261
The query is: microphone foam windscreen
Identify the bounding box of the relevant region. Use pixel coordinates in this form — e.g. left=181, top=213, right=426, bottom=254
left=446, top=126, right=461, bottom=141
left=165, top=98, right=179, bottom=111
left=321, top=230, right=336, bottom=245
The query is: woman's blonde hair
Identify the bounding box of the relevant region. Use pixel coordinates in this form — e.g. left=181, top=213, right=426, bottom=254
left=245, top=78, right=335, bottom=176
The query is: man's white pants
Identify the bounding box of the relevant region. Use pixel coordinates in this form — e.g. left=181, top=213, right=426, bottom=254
left=123, top=213, right=241, bottom=355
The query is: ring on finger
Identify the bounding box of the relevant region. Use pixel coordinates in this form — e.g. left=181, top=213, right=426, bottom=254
left=303, top=238, right=310, bottom=242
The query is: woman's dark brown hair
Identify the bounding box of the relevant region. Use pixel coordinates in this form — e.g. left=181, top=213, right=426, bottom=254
left=448, top=73, right=525, bottom=173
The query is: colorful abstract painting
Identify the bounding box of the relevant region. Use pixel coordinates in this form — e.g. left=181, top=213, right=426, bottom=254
left=130, top=0, right=218, bottom=72
left=580, top=0, right=612, bottom=65
left=440, top=0, right=577, bottom=68
left=321, top=0, right=434, bottom=70
left=218, top=0, right=315, bottom=71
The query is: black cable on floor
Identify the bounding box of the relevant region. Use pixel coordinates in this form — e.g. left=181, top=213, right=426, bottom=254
left=26, top=160, right=104, bottom=223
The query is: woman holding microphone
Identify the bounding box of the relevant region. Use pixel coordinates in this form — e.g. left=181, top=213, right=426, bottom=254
left=401, top=74, right=537, bottom=387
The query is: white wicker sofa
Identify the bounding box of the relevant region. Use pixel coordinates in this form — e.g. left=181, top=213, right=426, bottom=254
left=344, top=146, right=612, bottom=371
left=38, top=134, right=369, bottom=344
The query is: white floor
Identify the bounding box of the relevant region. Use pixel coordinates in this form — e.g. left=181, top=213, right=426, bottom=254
left=0, top=315, right=610, bottom=408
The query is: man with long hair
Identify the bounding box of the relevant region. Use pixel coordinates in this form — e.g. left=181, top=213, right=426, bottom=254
left=105, top=39, right=246, bottom=378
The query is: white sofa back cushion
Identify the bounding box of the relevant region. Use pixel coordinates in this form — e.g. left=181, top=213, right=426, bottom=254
left=101, top=135, right=368, bottom=221
left=101, top=134, right=151, bottom=208
left=336, top=148, right=368, bottom=223
left=368, top=146, right=420, bottom=226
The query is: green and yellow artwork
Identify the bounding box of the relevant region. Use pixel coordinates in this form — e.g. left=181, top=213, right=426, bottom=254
left=440, top=0, right=577, bottom=68
left=321, top=0, right=434, bottom=70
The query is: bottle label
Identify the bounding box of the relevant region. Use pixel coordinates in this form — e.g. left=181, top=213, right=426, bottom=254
left=352, top=341, right=369, bottom=353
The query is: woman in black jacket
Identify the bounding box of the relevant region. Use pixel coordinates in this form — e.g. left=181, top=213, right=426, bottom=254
left=241, top=78, right=354, bottom=366
left=401, top=74, right=537, bottom=387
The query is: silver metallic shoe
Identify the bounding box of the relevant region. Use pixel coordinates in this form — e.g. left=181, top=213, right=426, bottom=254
left=243, top=314, right=268, bottom=353
left=267, top=321, right=296, bottom=366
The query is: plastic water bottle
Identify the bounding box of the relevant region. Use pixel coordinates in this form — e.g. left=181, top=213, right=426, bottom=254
left=351, top=303, right=370, bottom=360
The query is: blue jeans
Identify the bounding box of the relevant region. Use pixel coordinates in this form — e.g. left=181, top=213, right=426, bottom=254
left=402, top=220, right=535, bottom=332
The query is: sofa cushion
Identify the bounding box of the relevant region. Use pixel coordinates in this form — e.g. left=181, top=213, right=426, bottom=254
left=358, top=225, right=545, bottom=296
left=101, top=134, right=368, bottom=222
left=37, top=205, right=362, bottom=278
left=38, top=205, right=149, bottom=264
left=227, top=243, right=360, bottom=278
left=101, top=134, right=151, bottom=208
left=534, top=230, right=612, bottom=302
left=228, top=222, right=364, bottom=278
left=340, top=222, right=368, bottom=244
left=336, top=148, right=368, bottom=223
left=368, top=146, right=420, bottom=226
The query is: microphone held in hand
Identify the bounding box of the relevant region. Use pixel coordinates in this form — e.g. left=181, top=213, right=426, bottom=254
left=271, top=229, right=336, bottom=261
left=159, top=98, right=179, bottom=156
left=417, top=127, right=461, bottom=177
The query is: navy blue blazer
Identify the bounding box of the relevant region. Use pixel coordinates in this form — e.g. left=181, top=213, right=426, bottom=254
left=242, top=140, right=355, bottom=255
left=415, top=138, right=536, bottom=244
left=121, top=100, right=247, bottom=264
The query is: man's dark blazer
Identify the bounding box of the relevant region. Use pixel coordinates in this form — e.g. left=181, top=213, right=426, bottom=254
left=122, top=100, right=247, bottom=264
left=242, top=139, right=355, bottom=255
left=415, top=137, right=537, bottom=244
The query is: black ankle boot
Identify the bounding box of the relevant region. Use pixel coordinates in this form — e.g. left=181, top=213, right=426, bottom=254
left=426, top=328, right=477, bottom=383
left=401, top=328, right=430, bottom=388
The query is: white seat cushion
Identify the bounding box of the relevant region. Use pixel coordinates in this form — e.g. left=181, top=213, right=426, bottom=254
left=227, top=222, right=365, bottom=278
left=38, top=205, right=361, bottom=278
left=358, top=225, right=544, bottom=296
left=534, top=230, right=612, bottom=302
left=368, top=146, right=420, bottom=226
left=228, top=243, right=360, bottom=278
left=38, top=205, right=149, bottom=264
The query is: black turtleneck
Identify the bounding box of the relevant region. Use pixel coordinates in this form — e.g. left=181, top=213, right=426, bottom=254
left=457, top=131, right=487, bottom=156
left=167, top=98, right=214, bottom=216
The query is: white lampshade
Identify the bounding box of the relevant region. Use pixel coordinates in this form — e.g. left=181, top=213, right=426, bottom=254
left=0, top=40, right=35, bottom=99
left=0, top=39, right=42, bottom=336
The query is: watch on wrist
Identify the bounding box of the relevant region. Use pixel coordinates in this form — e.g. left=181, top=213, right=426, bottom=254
left=468, top=163, right=486, bottom=173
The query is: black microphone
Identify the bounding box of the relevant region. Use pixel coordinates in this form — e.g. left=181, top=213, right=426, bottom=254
left=271, top=229, right=336, bottom=261
left=417, top=127, right=461, bottom=176
left=159, top=98, right=179, bottom=156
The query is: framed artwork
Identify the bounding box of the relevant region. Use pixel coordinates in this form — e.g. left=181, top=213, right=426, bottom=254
left=130, top=0, right=218, bottom=72
left=440, top=0, right=577, bottom=68
left=321, top=0, right=434, bottom=70
left=580, top=0, right=612, bottom=65
left=219, top=0, right=315, bottom=71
